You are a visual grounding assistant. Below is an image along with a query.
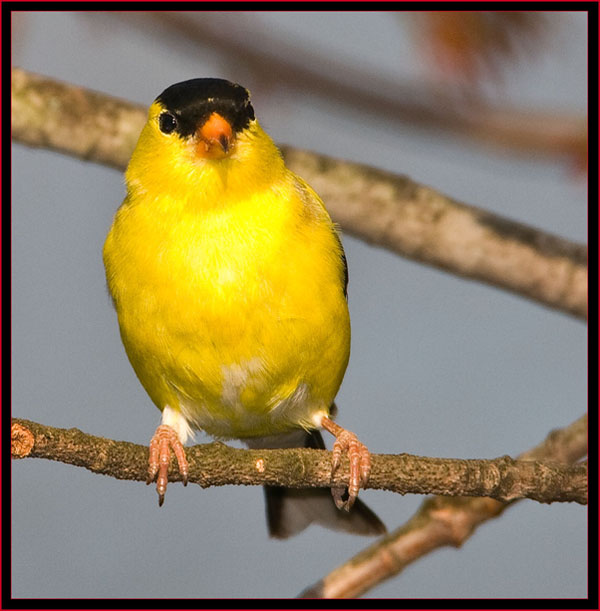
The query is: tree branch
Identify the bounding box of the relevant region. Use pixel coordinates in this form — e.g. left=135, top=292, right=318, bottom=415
left=11, top=418, right=587, bottom=506
left=280, top=148, right=587, bottom=321
left=116, top=11, right=587, bottom=166
left=11, top=68, right=587, bottom=320
left=299, top=414, right=587, bottom=598
left=11, top=67, right=145, bottom=170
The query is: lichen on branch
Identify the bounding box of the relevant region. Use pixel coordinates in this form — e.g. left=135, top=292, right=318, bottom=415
left=11, top=418, right=587, bottom=506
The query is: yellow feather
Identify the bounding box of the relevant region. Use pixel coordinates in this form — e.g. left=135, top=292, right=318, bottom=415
left=103, top=99, right=350, bottom=440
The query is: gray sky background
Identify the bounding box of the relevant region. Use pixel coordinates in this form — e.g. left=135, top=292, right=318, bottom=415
left=12, top=11, right=587, bottom=599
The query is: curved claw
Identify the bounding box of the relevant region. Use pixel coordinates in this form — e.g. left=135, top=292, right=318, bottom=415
left=331, top=487, right=347, bottom=510
left=321, top=417, right=372, bottom=511
left=147, top=424, right=189, bottom=506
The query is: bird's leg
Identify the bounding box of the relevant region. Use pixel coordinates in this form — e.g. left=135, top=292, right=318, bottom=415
left=147, top=424, right=189, bottom=506
left=320, top=416, right=371, bottom=511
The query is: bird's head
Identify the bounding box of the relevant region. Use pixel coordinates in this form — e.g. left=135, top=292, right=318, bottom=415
left=126, top=78, right=284, bottom=205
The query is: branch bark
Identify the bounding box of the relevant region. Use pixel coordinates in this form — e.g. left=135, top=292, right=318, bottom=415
left=11, top=67, right=145, bottom=170
left=11, top=418, right=587, bottom=506
left=299, top=414, right=587, bottom=598
left=11, top=67, right=587, bottom=320
left=280, top=148, right=587, bottom=320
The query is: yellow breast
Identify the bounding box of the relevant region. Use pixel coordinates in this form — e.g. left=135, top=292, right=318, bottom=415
left=103, top=164, right=350, bottom=439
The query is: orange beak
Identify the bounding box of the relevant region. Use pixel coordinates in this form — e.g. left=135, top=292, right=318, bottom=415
left=196, top=112, right=234, bottom=159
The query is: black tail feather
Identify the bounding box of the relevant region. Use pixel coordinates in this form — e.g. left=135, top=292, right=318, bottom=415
left=247, top=430, right=386, bottom=539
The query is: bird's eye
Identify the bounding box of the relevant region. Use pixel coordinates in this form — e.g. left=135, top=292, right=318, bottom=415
left=159, top=112, right=178, bottom=134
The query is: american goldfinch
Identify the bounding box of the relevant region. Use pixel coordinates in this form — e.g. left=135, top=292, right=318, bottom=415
left=103, top=78, right=385, bottom=538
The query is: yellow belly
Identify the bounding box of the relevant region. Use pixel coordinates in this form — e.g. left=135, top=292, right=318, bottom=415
left=104, top=187, right=350, bottom=439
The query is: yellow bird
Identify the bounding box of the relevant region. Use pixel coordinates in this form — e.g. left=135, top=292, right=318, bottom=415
left=103, top=78, right=385, bottom=538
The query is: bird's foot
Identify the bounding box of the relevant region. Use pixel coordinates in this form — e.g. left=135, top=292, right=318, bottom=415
left=320, top=416, right=371, bottom=511
left=147, top=424, right=189, bottom=506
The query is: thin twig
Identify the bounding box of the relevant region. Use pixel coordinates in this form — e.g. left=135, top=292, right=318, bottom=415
left=11, top=418, right=587, bottom=505
left=11, top=68, right=587, bottom=319
left=299, top=414, right=587, bottom=598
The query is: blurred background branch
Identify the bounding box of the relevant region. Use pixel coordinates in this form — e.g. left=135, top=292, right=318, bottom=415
left=300, top=414, right=588, bottom=598
left=109, top=11, right=587, bottom=171
left=11, top=67, right=587, bottom=320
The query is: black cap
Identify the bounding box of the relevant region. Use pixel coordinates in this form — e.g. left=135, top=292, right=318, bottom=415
left=155, top=78, right=255, bottom=138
